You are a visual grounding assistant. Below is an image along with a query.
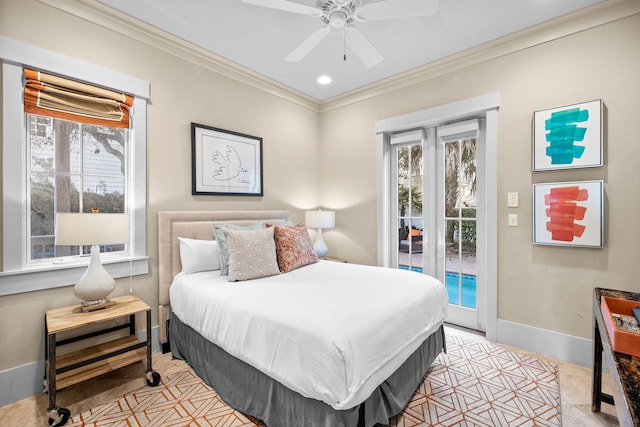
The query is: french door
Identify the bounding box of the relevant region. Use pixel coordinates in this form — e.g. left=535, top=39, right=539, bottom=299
left=390, top=120, right=485, bottom=331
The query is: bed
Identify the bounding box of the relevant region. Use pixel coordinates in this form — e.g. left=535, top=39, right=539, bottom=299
left=158, top=210, right=448, bottom=427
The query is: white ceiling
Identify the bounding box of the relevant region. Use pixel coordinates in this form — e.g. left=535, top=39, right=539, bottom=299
left=98, top=0, right=604, bottom=101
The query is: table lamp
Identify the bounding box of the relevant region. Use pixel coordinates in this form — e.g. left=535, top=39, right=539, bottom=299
left=305, top=209, right=335, bottom=257
left=55, top=213, right=129, bottom=307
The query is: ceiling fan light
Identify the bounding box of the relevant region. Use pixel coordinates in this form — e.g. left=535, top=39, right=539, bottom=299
left=329, top=10, right=348, bottom=28
left=317, top=75, right=332, bottom=85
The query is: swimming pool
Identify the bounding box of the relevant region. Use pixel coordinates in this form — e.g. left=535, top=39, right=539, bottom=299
left=399, top=266, right=477, bottom=309
left=445, top=272, right=477, bottom=309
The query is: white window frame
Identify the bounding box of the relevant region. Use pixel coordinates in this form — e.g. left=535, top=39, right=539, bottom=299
left=0, top=36, right=149, bottom=296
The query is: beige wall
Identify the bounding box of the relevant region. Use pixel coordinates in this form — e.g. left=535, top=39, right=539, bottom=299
left=1, top=0, right=639, bottom=377
left=0, top=0, right=320, bottom=371
left=321, top=13, right=640, bottom=340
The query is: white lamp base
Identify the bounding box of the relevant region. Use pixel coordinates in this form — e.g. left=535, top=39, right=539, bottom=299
left=74, top=245, right=116, bottom=306
left=313, top=228, right=329, bottom=258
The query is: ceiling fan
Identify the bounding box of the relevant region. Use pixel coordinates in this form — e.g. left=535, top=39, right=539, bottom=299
left=241, top=0, right=439, bottom=68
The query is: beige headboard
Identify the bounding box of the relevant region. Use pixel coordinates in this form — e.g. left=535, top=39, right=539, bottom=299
left=157, top=210, right=291, bottom=345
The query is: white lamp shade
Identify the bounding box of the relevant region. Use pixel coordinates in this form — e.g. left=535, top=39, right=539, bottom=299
left=55, top=213, right=129, bottom=307
left=55, top=213, right=129, bottom=246
left=305, top=210, right=335, bottom=229
left=305, top=210, right=335, bottom=258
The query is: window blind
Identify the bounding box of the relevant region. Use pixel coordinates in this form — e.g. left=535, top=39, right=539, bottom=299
left=23, top=68, right=132, bottom=128
left=390, top=129, right=423, bottom=146
left=437, top=119, right=479, bottom=142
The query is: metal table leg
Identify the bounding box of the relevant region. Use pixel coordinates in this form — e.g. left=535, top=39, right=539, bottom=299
left=144, top=309, right=161, bottom=387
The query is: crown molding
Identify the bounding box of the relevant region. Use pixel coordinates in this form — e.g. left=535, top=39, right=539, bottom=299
left=37, top=0, right=640, bottom=115
left=319, top=0, right=640, bottom=112
left=36, top=0, right=321, bottom=113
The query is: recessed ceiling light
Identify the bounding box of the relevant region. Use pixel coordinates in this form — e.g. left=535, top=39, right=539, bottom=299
left=317, top=75, right=332, bottom=85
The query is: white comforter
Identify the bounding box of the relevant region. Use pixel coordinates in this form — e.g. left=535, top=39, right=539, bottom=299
left=170, top=260, right=447, bottom=410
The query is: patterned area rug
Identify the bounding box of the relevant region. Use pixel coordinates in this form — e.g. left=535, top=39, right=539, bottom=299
left=68, top=335, right=561, bottom=426
left=389, top=335, right=561, bottom=426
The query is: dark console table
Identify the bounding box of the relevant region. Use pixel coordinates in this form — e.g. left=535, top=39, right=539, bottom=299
left=592, top=287, right=640, bottom=427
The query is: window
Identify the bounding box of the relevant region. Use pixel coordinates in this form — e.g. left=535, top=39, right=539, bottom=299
left=28, top=116, right=127, bottom=261
left=1, top=36, right=149, bottom=296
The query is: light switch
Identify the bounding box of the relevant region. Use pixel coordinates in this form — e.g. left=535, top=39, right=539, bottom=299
left=507, top=192, right=519, bottom=208
left=508, top=214, right=518, bottom=227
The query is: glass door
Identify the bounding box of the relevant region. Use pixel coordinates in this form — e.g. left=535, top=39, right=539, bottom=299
left=389, top=120, right=485, bottom=332
left=441, top=137, right=479, bottom=327
left=395, top=142, right=424, bottom=273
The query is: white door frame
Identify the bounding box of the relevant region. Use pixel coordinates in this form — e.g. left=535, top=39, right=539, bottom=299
left=375, top=92, right=500, bottom=340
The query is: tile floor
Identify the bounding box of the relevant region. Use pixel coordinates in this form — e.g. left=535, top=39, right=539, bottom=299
left=0, top=326, right=621, bottom=426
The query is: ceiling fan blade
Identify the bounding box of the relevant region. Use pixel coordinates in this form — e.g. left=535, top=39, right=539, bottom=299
left=345, top=27, right=383, bottom=68
left=358, top=0, right=438, bottom=21
left=285, top=26, right=331, bottom=62
left=241, top=0, right=320, bottom=16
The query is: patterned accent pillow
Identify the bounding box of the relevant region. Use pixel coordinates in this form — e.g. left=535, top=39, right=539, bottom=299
left=273, top=223, right=319, bottom=273
left=213, top=222, right=265, bottom=275
left=224, top=227, right=280, bottom=282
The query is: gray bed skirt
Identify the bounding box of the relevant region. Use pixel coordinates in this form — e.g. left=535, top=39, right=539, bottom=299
left=170, top=314, right=445, bottom=427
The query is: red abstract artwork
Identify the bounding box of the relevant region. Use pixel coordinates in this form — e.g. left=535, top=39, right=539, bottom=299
left=544, top=185, right=589, bottom=242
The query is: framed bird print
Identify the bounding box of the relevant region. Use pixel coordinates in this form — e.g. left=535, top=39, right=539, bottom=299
left=191, top=123, right=263, bottom=196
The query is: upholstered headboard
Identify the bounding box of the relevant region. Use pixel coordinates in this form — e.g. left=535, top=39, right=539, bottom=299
left=157, top=210, right=291, bottom=345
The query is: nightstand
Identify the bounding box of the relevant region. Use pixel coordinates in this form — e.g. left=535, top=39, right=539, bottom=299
left=44, top=294, right=160, bottom=426
left=322, top=256, right=347, bottom=263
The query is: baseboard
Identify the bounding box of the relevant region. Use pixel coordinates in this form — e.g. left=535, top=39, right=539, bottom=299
left=0, top=326, right=161, bottom=408
left=496, top=319, right=593, bottom=367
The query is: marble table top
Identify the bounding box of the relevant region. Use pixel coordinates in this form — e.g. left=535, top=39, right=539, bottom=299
left=594, top=287, right=640, bottom=426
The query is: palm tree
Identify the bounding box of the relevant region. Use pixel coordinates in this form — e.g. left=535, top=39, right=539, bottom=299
left=397, top=145, right=423, bottom=179
left=444, top=139, right=476, bottom=217
left=396, top=143, right=423, bottom=235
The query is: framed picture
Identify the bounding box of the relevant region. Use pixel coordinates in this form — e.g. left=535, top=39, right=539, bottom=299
left=533, top=99, right=603, bottom=171
left=533, top=180, right=603, bottom=248
left=191, top=123, right=263, bottom=196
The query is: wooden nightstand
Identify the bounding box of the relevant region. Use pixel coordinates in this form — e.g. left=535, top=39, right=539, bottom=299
left=321, top=256, right=347, bottom=263
left=44, top=294, right=160, bottom=426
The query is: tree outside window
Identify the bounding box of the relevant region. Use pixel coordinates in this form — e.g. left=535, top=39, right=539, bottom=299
left=29, top=115, right=127, bottom=260
left=397, top=144, right=423, bottom=237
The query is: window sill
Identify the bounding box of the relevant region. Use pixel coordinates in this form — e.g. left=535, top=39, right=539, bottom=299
left=0, top=257, right=149, bottom=296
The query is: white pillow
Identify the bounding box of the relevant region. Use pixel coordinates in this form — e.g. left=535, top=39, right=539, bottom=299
left=178, top=237, right=221, bottom=274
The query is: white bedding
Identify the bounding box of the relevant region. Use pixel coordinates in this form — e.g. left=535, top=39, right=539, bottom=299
left=170, top=260, right=447, bottom=410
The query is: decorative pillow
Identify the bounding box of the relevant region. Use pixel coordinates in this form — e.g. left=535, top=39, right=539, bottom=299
left=223, top=227, right=280, bottom=282
left=273, top=223, right=319, bottom=273
left=178, top=238, right=220, bottom=274
left=213, top=222, right=265, bottom=275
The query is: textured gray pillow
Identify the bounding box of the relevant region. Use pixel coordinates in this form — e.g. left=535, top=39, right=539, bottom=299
left=213, top=222, right=265, bottom=275
left=224, top=227, right=280, bottom=282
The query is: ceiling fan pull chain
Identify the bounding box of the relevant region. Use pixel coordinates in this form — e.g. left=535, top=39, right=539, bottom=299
left=343, top=26, right=347, bottom=61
